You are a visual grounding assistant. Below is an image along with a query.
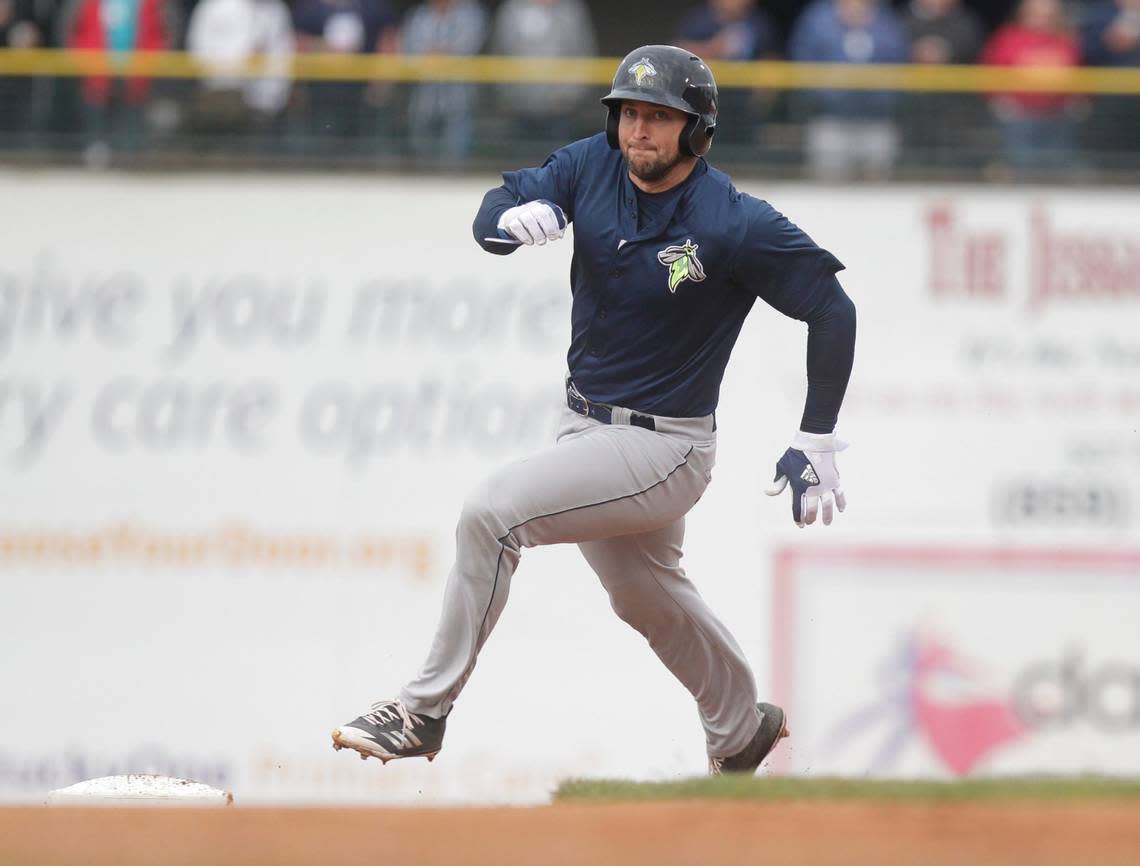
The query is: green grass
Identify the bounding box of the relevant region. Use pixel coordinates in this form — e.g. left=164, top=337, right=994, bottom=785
left=554, top=775, right=1140, bottom=804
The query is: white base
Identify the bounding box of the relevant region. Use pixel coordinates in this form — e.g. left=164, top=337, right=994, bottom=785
left=45, top=774, right=234, bottom=807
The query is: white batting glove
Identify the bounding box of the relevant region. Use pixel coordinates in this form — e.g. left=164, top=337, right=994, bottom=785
left=764, top=431, right=848, bottom=528
left=496, top=199, right=567, bottom=246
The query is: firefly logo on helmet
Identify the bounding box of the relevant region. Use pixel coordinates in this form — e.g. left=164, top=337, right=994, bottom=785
left=657, top=240, right=706, bottom=292
left=629, top=59, right=657, bottom=86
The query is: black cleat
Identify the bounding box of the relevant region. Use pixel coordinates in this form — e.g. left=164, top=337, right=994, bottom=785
left=332, top=699, right=447, bottom=764
left=709, top=702, right=790, bottom=775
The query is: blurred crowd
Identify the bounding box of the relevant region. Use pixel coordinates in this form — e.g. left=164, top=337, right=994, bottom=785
left=1, top=0, right=1139, bottom=177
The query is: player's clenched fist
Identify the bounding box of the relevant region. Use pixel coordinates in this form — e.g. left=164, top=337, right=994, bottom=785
left=497, top=199, right=567, bottom=245
left=765, top=431, right=848, bottom=528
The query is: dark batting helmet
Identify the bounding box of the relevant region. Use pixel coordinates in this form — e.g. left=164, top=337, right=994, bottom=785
left=601, top=45, right=719, bottom=157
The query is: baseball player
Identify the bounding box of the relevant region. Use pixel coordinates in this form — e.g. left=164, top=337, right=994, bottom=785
left=333, top=44, right=855, bottom=775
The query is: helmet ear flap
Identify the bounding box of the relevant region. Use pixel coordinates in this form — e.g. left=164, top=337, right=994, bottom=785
left=605, top=104, right=621, bottom=150
left=683, top=117, right=715, bottom=157
left=679, top=115, right=698, bottom=157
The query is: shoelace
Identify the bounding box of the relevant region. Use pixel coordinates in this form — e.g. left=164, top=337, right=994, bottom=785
left=363, top=699, right=423, bottom=733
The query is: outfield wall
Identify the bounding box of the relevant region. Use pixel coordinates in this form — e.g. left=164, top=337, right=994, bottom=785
left=0, top=172, right=1137, bottom=803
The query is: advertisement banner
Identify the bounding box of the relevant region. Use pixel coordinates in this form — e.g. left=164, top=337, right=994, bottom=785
left=1, top=172, right=1137, bottom=802
left=771, top=547, right=1140, bottom=777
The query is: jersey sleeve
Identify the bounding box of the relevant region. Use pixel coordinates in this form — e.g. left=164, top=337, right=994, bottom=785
left=472, top=141, right=581, bottom=255
left=732, top=202, right=844, bottom=312
left=734, top=201, right=855, bottom=434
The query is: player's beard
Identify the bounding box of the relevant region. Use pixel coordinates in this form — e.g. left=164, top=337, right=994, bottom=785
left=624, top=143, right=684, bottom=184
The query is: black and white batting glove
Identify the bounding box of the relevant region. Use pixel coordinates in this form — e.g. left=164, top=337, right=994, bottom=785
left=497, top=199, right=567, bottom=246
left=765, top=431, right=848, bottom=528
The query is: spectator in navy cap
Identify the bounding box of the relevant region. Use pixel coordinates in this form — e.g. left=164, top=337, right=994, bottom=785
left=1082, top=0, right=1140, bottom=66
left=789, top=0, right=909, bottom=180
left=0, top=0, right=51, bottom=145
left=900, top=0, right=985, bottom=172
left=675, top=0, right=781, bottom=145
left=1080, top=0, right=1140, bottom=164
left=902, top=0, right=983, bottom=64
left=676, top=0, right=779, bottom=62
left=292, top=0, right=400, bottom=153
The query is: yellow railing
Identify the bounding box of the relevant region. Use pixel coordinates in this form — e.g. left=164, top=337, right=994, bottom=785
left=2, top=50, right=1140, bottom=94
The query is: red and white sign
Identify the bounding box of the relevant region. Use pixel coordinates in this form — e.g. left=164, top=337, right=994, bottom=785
left=771, top=547, right=1140, bottom=777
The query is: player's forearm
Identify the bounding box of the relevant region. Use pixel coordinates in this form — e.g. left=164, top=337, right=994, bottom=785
left=472, top=185, right=520, bottom=255
left=800, top=282, right=856, bottom=434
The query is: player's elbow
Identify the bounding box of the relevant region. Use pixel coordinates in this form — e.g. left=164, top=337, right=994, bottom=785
left=474, top=233, right=518, bottom=256
left=805, top=277, right=856, bottom=333
left=831, top=286, right=856, bottom=335
left=472, top=187, right=520, bottom=255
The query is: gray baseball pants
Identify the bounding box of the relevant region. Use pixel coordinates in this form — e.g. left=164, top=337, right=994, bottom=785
left=399, top=398, right=762, bottom=758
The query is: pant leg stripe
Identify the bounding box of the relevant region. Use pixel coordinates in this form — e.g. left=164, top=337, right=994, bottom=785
left=445, top=541, right=506, bottom=709
left=497, top=444, right=695, bottom=544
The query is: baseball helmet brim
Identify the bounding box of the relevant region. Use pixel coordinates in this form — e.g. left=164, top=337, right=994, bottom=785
left=601, top=87, right=700, bottom=119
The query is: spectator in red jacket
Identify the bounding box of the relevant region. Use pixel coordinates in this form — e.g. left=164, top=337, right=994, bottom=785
left=64, top=0, right=178, bottom=164
left=981, top=0, right=1083, bottom=177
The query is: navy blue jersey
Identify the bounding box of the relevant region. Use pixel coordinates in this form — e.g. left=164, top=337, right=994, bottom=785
left=473, top=133, right=854, bottom=428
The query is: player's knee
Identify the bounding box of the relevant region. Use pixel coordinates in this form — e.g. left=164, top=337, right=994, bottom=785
left=607, top=592, right=644, bottom=631
left=606, top=578, right=684, bottom=638
left=606, top=587, right=666, bottom=635
left=457, top=484, right=506, bottom=542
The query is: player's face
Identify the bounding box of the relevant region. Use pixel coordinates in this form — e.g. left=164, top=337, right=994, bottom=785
left=619, top=100, right=690, bottom=184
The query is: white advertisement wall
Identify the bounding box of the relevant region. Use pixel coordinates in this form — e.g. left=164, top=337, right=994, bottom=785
left=0, top=172, right=1137, bottom=802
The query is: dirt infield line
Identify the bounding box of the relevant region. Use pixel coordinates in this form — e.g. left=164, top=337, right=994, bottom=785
left=3, top=802, right=1138, bottom=866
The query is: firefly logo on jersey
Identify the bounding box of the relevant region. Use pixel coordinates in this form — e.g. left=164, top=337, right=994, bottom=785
left=823, top=631, right=1027, bottom=776
left=656, top=240, right=706, bottom=293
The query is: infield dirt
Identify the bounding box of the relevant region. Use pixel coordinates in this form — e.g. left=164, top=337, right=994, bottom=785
left=3, top=801, right=1138, bottom=866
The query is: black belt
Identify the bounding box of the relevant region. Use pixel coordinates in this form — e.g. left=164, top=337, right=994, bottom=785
left=566, top=380, right=656, bottom=431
